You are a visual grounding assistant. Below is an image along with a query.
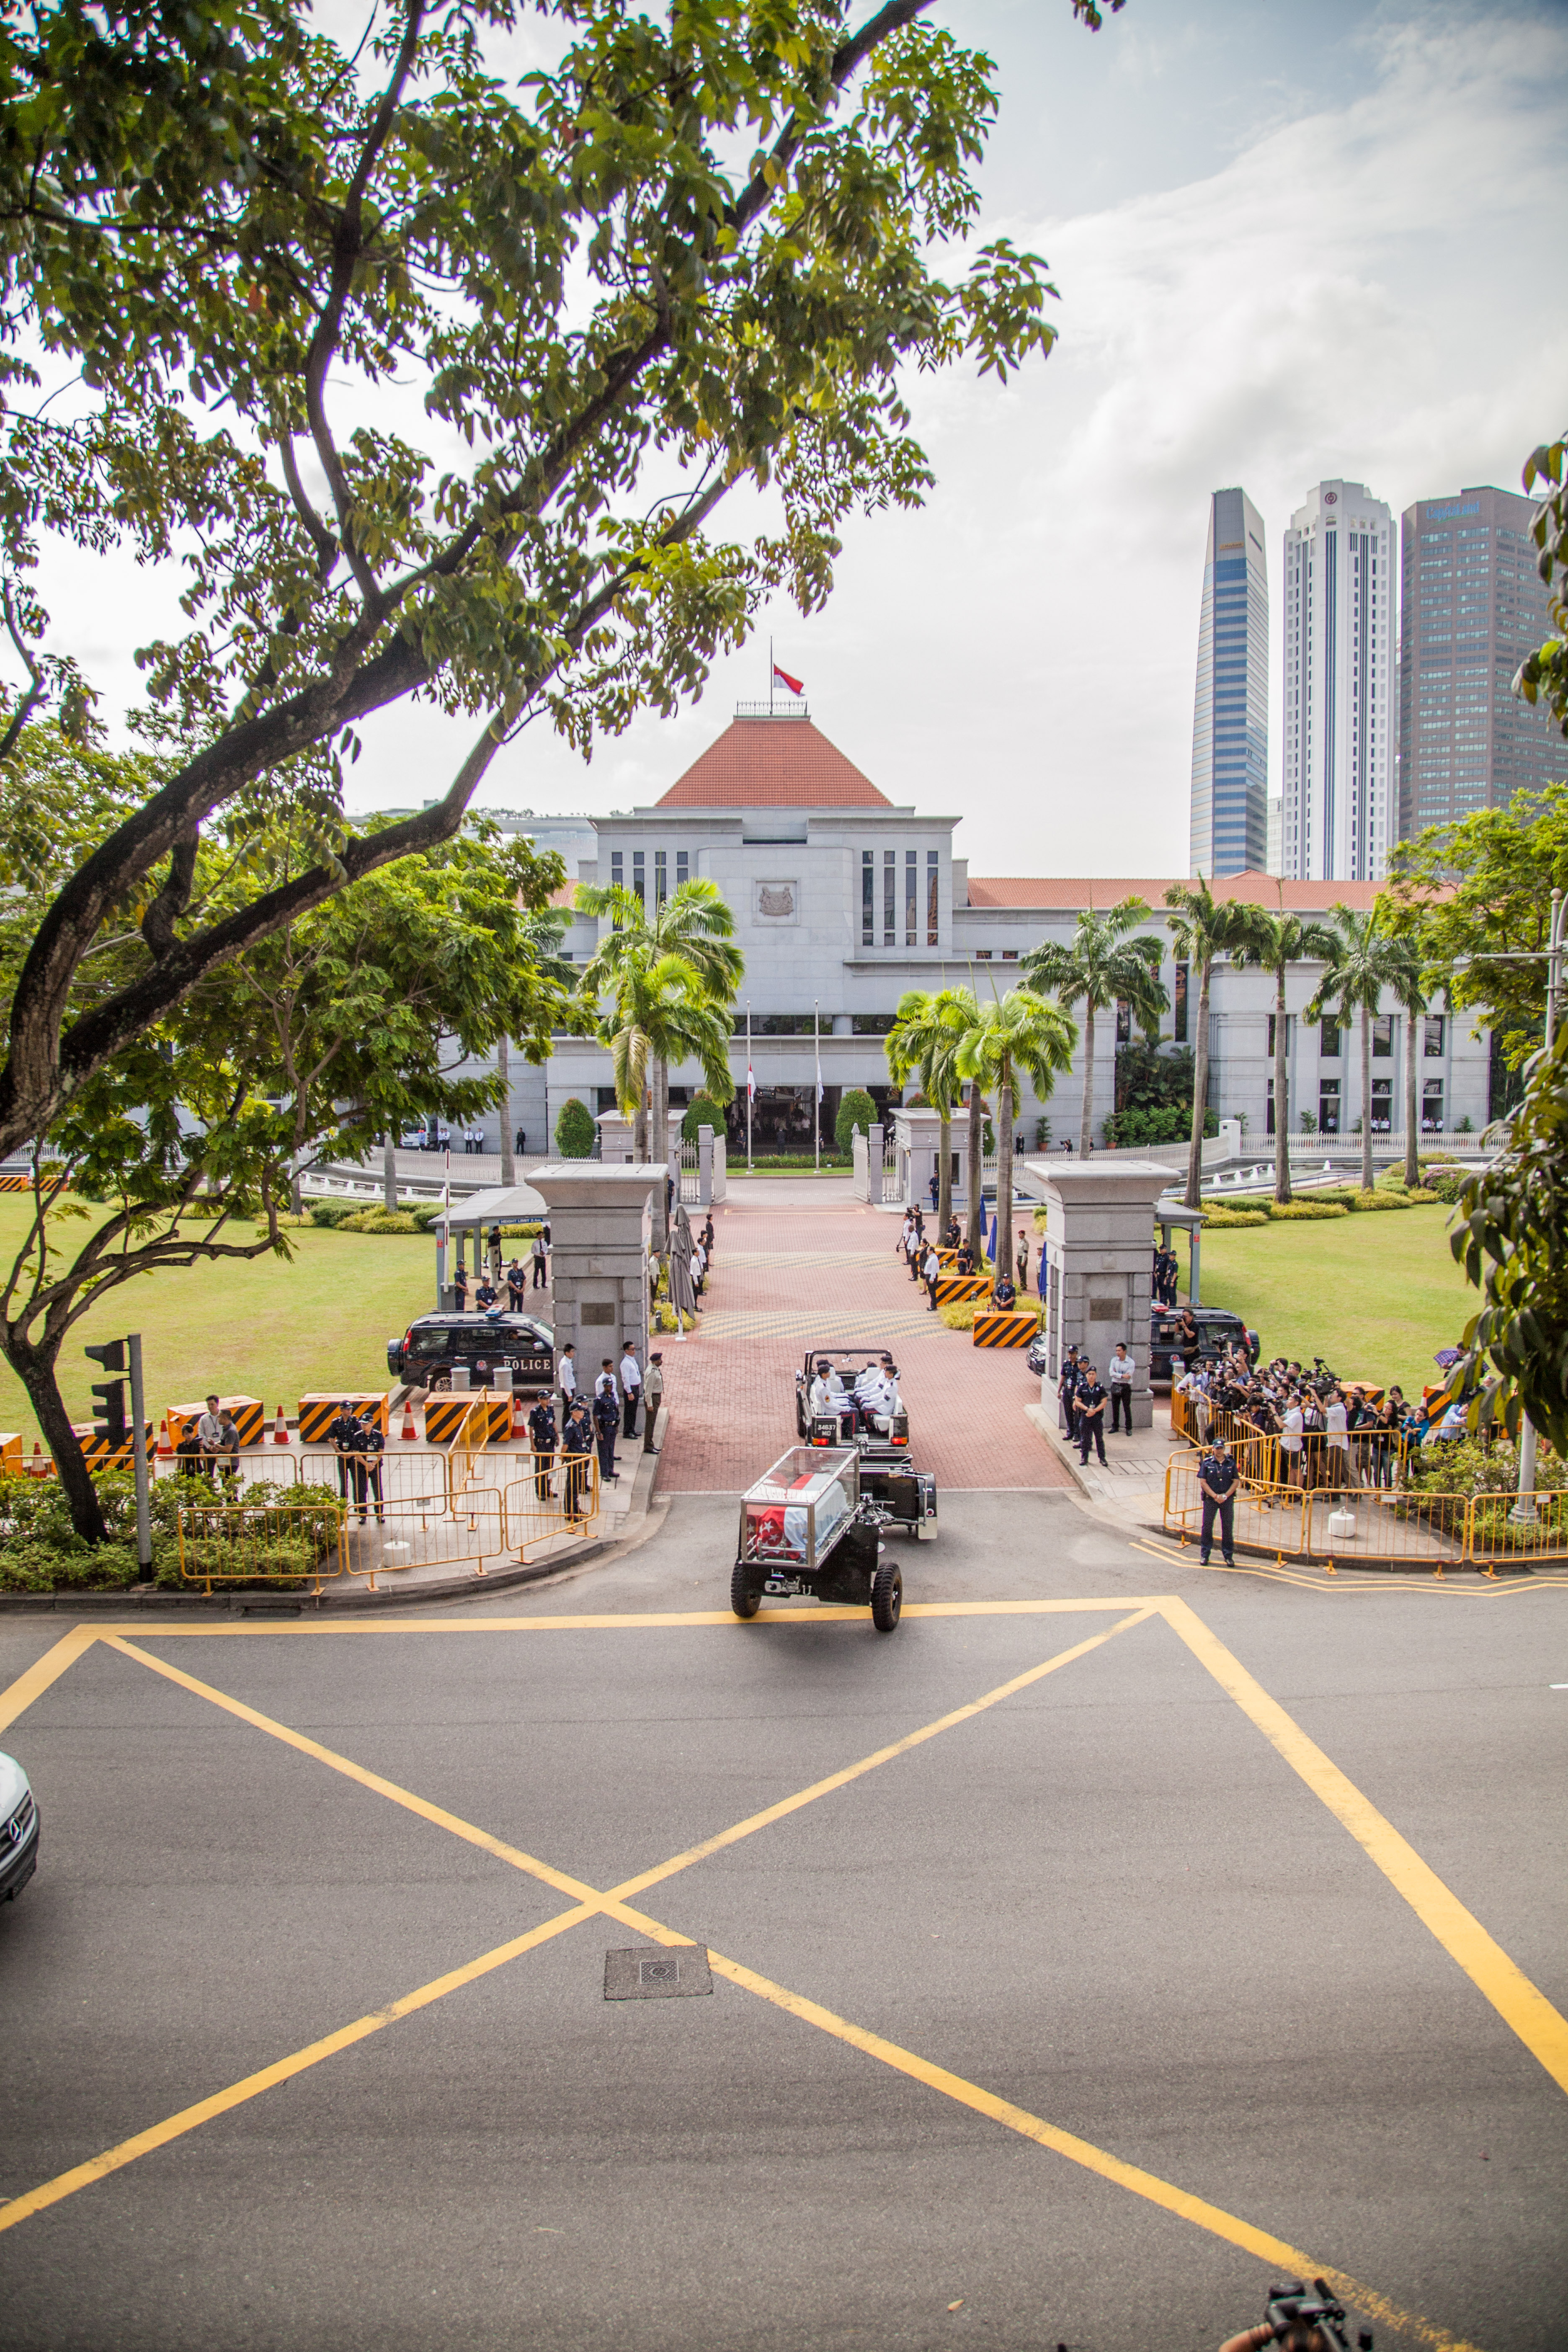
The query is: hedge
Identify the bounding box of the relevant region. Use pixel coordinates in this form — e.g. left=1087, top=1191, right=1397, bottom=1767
left=1266, top=1199, right=1349, bottom=1220
left=681, top=1091, right=728, bottom=1143
left=554, top=1096, right=596, bottom=1158
left=1346, top=1190, right=1413, bottom=1213
left=835, top=1087, right=878, bottom=1155
left=340, top=1207, right=421, bottom=1233
left=1200, top=1207, right=1269, bottom=1228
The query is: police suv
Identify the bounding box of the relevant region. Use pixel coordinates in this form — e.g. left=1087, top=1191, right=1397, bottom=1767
left=387, top=1311, right=554, bottom=1393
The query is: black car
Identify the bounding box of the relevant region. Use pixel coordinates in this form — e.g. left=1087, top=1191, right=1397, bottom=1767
left=387, top=1310, right=555, bottom=1392
left=1148, top=1305, right=1251, bottom=1382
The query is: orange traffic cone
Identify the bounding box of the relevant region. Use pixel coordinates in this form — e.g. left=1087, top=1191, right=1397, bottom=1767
left=273, top=1403, right=289, bottom=1445
left=510, top=1390, right=527, bottom=1440
left=27, top=1438, right=45, bottom=1479
left=157, top=1416, right=173, bottom=1458
left=400, top=1395, right=418, bottom=1442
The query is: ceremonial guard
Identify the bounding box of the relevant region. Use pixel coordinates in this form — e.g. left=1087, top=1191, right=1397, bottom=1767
left=527, top=1393, right=557, bottom=1502
left=1197, top=1438, right=1239, bottom=1565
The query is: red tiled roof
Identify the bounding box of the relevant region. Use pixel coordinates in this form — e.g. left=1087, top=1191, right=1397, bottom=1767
left=965, top=872, right=1384, bottom=911
left=656, top=717, right=890, bottom=809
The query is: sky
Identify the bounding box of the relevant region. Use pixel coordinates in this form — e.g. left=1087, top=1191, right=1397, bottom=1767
left=28, top=0, right=1568, bottom=876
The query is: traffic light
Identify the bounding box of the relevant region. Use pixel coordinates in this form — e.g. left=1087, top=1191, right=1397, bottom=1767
left=84, top=1338, right=128, bottom=1448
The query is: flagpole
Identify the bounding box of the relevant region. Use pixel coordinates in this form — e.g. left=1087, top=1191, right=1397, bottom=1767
left=769, top=635, right=774, bottom=719
left=814, top=999, right=820, bottom=1176
left=746, top=1002, right=753, bottom=1172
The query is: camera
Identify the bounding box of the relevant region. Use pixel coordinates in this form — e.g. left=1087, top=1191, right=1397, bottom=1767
left=1265, top=2279, right=1372, bottom=2352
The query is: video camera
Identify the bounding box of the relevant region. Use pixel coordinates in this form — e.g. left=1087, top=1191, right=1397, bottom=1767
left=1264, top=2278, right=1370, bottom=2352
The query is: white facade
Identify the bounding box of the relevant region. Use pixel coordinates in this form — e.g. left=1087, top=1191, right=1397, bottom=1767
left=1281, top=480, right=1396, bottom=882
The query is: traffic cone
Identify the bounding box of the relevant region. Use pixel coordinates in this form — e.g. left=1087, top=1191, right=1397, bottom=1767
left=27, top=1438, right=45, bottom=1479
left=273, top=1403, right=289, bottom=1445
left=400, top=1395, right=418, bottom=1442
left=510, top=1390, right=527, bottom=1440
left=157, top=1416, right=173, bottom=1458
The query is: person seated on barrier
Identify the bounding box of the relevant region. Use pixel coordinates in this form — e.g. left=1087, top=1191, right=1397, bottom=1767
left=197, top=1394, right=238, bottom=1482
left=324, top=1400, right=363, bottom=1504
left=954, top=1240, right=975, bottom=1276
left=991, top=1271, right=1017, bottom=1310
left=527, top=1394, right=557, bottom=1501
left=346, top=1411, right=385, bottom=1525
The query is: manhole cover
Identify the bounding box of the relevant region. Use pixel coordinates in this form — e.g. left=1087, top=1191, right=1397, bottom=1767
left=603, top=1944, right=714, bottom=2001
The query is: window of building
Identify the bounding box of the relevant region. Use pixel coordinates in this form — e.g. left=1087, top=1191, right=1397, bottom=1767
left=975, top=948, right=993, bottom=960
left=1372, top=1015, right=1393, bottom=1057
left=654, top=848, right=667, bottom=907
left=851, top=1014, right=897, bottom=1036
left=883, top=849, right=895, bottom=946
left=905, top=848, right=917, bottom=947
left=926, top=849, right=939, bottom=947
left=1424, top=1014, right=1445, bottom=1057
left=610, top=850, right=622, bottom=889
left=1371, top=1075, right=1393, bottom=1132
left=861, top=851, right=874, bottom=946
left=632, top=848, right=645, bottom=909
left=1422, top=1078, right=1444, bottom=1131
left=1116, top=998, right=1132, bottom=1045
left=1320, top=1019, right=1342, bottom=1059
left=1001, top=949, right=1019, bottom=962
left=676, top=849, right=689, bottom=889
left=1266, top=1074, right=1275, bottom=1137
left=1318, top=1077, right=1341, bottom=1134
left=1173, top=962, right=1189, bottom=1043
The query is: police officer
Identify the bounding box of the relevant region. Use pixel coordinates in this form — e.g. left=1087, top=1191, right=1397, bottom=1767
left=593, top=1378, right=619, bottom=1484
left=325, top=1399, right=363, bottom=1508
left=991, top=1270, right=1016, bottom=1310
left=452, top=1259, right=469, bottom=1310
left=527, top=1392, right=557, bottom=1502
left=1076, top=1363, right=1108, bottom=1465
left=506, top=1256, right=526, bottom=1311
left=1198, top=1437, right=1239, bottom=1566
left=1057, top=1346, right=1082, bottom=1439
left=346, top=1410, right=385, bottom=1525
left=561, top=1394, right=595, bottom=1522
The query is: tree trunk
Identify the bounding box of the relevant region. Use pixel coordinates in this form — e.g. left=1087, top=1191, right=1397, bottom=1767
left=936, top=1112, right=952, bottom=1231
left=1403, top=1013, right=1420, bottom=1188
left=651, top=1057, right=669, bottom=1251
left=1184, top=958, right=1211, bottom=1209
left=1359, top=1004, right=1374, bottom=1193
left=996, top=1073, right=1014, bottom=1287
left=965, top=1082, right=983, bottom=1254
left=1078, top=1001, right=1096, bottom=1156
left=498, top=1034, right=515, bottom=1186
left=382, top=1132, right=397, bottom=1210
left=1274, top=963, right=1292, bottom=1205
left=290, top=1163, right=304, bottom=1216
left=9, top=1333, right=106, bottom=1543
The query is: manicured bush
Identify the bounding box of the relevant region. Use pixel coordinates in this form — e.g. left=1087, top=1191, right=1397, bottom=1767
left=554, top=1096, right=597, bottom=1158
left=1418, top=1166, right=1471, bottom=1204
left=1347, top=1190, right=1414, bottom=1213
left=1266, top=1199, right=1349, bottom=1220
left=307, top=1199, right=364, bottom=1228
left=938, top=1301, right=976, bottom=1330
left=1200, top=1207, right=1269, bottom=1229
left=408, top=1201, right=446, bottom=1230
left=500, top=1221, right=542, bottom=1240
left=340, top=1208, right=421, bottom=1234
left=835, top=1087, right=878, bottom=1154
left=1404, top=1188, right=1442, bottom=1205
left=681, top=1091, right=728, bottom=1143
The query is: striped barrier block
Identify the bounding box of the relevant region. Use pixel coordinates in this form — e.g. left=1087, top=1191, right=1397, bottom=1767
left=73, top=1420, right=156, bottom=1467
left=297, top=1392, right=388, bottom=1445
left=934, top=1273, right=990, bottom=1305
left=0, top=1432, right=21, bottom=1474
left=421, top=1389, right=507, bottom=1447
left=166, top=1395, right=267, bottom=1452
left=0, top=1172, right=33, bottom=1192
left=972, top=1310, right=1039, bottom=1350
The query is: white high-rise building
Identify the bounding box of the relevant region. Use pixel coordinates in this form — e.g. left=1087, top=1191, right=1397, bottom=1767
left=1189, top=487, right=1270, bottom=877
left=1280, top=480, right=1396, bottom=880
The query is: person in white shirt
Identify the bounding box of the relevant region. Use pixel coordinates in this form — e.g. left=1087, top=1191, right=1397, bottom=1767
left=618, top=1346, right=643, bottom=1440
left=1279, top=1395, right=1304, bottom=1487
left=921, top=1242, right=940, bottom=1311
left=1324, top=1390, right=1351, bottom=1484
left=853, top=1362, right=895, bottom=1431
left=808, top=1359, right=851, bottom=1439
left=557, top=1343, right=577, bottom=1409
left=1106, top=1343, right=1135, bottom=1436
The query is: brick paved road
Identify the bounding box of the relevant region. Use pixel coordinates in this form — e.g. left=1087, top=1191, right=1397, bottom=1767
left=656, top=1182, right=1073, bottom=1495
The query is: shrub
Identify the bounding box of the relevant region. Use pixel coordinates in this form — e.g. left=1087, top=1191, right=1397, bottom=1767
left=681, top=1091, right=728, bottom=1143
left=1201, top=1206, right=1269, bottom=1228
left=408, top=1201, right=446, bottom=1230
left=1418, top=1166, right=1470, bottom=1204
left=340, top=1207, right=421, bottom=1233
left=500, top=1221, right=542, bottom=1240
left=555, top=1096, right=596, bottom=1158
left=307, top=1199, right=363, bottom=1227
left=1404, top=1187, right=1442, bottom=1205
left=938, top=1302, right=976, bottom=1330
left=835, top=1087, right=878, bottom=1154
left=1347, top=1190, right=1414, bottom=1213
left=1266, top=1199, right=1349, bottom=1220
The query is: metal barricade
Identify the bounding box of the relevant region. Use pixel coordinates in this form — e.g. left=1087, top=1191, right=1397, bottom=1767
left=503, top=1450, right=602, bottom=1560
left=176, top=1498, right=346, bottom=1595
left=1465, top=1488, right=1568, bottom=1573
left=298, top=1447, right=453, bottom=1514
left=1163, top=1447, right=1470, bottom=1571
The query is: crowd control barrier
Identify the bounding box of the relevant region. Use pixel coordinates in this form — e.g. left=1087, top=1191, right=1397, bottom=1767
left=934, top=1273, right=990, bottom=1306
left=74, top=1419, right=155, bottom=1470
left=297, top=1392, right=387, bottom=1444
left=166, top=1395, right=266, bottom=1452
left=1162, top=1446, right=1568, bottom=1571
left=176, top=1497, right=346, bottom=1595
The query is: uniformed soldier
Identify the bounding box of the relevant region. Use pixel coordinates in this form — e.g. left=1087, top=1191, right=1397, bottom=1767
left=325, top=1399, right=363, bottom=1507
left=527, top=1394, right=557, bottom=1502
left=1057, top=1346, right=1082, bottom=1439
left=561, top=1395, right=595, bottom=1522
left=346, top=1411, right=385, bottom=1525
left=452, top=1260, right=469, bottom=1310
left=991, top=1271, right=1016, bottom=1310
left=1016, top=1229, right=1030, bottom=1292
left=1197, top=1438, right=1239, bottom=1565
left=1076, top=1364, right=1107, bottom=1466
left=593, top=1380, right=620, bottom=1483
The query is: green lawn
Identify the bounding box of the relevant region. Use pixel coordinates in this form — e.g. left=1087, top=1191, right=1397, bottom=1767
left=1194, top=1204, right=1473, bottom=1395
left=0, top=1201, right=442, bottom=1444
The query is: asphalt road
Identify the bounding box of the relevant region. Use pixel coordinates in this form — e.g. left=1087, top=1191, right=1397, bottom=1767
left=0, top=1491, right=1563, bottom=2352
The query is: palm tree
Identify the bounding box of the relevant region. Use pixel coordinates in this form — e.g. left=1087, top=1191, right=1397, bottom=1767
left=1230, top=895, right=1336, bottom=1205
left=595, top=952, right=735, bottom=1222
left=952, top=989, right=1077, bottom=1277
left=1163, top=879, right=1257, bottom=1209
left=887, top=989, right=957, bottom=1232
left=1022, top=897, right=1168, bottom=1155
left=502, top=907, right=577, bottom=1184
left=1305, top=904, right=1405, bottom=1193
left=579, top=878, right=743, bottom=1234
left=1385, top=935, right=1433, bottom=1189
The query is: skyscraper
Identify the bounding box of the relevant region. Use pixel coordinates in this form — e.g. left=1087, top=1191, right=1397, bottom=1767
left=1281, top=480, right=1395, bottom=881
left=1398, top=485, right=1559, bottom=839
left=1189, top=487, right=1269, bottom=876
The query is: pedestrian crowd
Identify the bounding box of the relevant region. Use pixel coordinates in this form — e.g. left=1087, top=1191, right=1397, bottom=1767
left=1173, top=1344, right=1421, bottom=1488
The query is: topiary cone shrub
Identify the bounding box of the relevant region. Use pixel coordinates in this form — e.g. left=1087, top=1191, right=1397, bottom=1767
left=681, top=1091, right=728, bottom=1143
left=554, top=1097, right=597, bottom=1159
left=835, top=1087, right=879, bottom=1155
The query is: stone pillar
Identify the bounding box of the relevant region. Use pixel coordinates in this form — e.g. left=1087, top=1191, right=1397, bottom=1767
left=1024, top=1157, right=1172, bottom=1431
left=525, top=1162, right=665, bottom=1384
left=698, top=1124, right=714, bottom=1207
left=867, top=1122, right=884, bottom=1207
left=596, top=1111, right=634, bottom=1163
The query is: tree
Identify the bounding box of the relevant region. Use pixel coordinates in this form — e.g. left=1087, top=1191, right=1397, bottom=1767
left=0, top=0, right=1094, bottom=1176
left=0, top=763, right=567, bottom=1540
left=554, top=1098, right=596, bottom=1159
left=1385, top=785, right=1568, bottom=1074
left=681, top=1091, right=728, bottom=1144
left=1229, top=899, right=1335, bottom=1204
left=1385, top=937, right=1431, bottom=1191
left=886, top=988, right=962, bottom=1229
left=835, top=1087, right=878, bottom=1157
left=1450, top=1025, right=1568, bottom=1453
left=1515, top=432, right=1568, bottom=742
left=1022, top=897, right=1167, bottom=1154
left=577, top=877, right=743, bottom=1237
left=593, top=952, right=733, bottom=1213
left=952, top=990, right=1075, bottom=1278
left=1304, top=905, right=1405, bottom=1193
left=1162, top=882, right=1256, bottom=1208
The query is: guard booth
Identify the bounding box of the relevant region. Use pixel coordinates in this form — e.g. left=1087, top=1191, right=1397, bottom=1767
left=1025, top=1157, right=1173, bottom=1431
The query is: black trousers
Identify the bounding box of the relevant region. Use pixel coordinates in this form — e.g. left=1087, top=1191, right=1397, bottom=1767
left=1110, top=1387, right=1132, bottom=1434
left=348, top=1458, right=384, bottom=1523
left=1200, top=1494, right=1235, bottom=1561
left=596, top=1432, right=616, bottom=1480
left=622, top=1393, right=639, bottom=1439
left=1078, top=1416, right=1106, bottom=1465
left=564, top=1457, right=591, bottom=1518
left=925, top=1277, right=938, bottom=1310
left=532, top=1259, right=547, bottom=1287
left=533, top=1452, right=553, bottom=1501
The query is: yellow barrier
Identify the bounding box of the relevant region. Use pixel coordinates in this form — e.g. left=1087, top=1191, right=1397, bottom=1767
left=297, top=1392, right=387, bottom=1444
left=166, top=1395, right=266, bottom=1452
left=176, top=1498, right=346, bottom=1595
left=972, top=1310, right=1038, bottom=1349
left=1161, top=1447, right=1565, bottom=1571
left=935, top=1273, right=990, bottom=1305
left=1465, top=1488, right=1568, bottom=1573
left=504, top=1450, right=601, bottom=1558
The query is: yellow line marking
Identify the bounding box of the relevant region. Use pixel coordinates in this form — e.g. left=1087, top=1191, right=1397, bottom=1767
left=74, top=1598, right=1161, bottom=1637
left=0, top=1625, right=98, bottom=1730
left=611, top=1607, right=1157, bottom=1904
left=1158, top=1596, right=1568, bottom=2098
left=0, top=1903, right=596, bottom=2236
left=1131, top=1535, right=1568, bottom=1598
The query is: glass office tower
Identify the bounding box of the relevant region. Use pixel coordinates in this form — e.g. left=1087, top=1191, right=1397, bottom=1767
left=1281, top=480, right=1395, bottom=881
left=1189, top=487, right=1269, bottom=876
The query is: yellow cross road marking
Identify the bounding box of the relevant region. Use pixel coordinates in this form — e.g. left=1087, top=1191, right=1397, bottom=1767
left=0, top=1625, right=97, bottom=1730
left=1157, top=1596, right=1568, bottom=2099
left=20, top=1599, right=1161, bottom=1638
left=1130, top=1536, right=1568, bottom=1598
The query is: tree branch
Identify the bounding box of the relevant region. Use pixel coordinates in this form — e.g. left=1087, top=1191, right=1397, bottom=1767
left=0, top=583, right=47, bottom=765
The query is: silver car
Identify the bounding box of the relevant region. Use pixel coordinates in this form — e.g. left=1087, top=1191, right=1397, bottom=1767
left=0, top=1751, right=39, bottom=1903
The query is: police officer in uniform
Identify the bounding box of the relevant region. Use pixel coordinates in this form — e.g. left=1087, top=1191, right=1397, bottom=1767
left=325, top=1400, right=363, bottom=1509
left=561, top=1394, right=595, bottom=1522
left=1198, top=1437, right=1239, bottom=1566
left=1076, top=1364, right=1108, bottom=1465
left=1057, top=1346, right=1082, bottom=1440
left=527, top=1393, right=557, bottom=1502
left=346, top=1410, right=385, bottom=1525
